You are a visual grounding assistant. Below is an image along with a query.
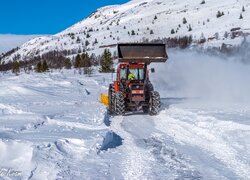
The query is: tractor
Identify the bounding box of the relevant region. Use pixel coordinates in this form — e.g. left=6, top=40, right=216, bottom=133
left=108, top=43, right=168, bottom=115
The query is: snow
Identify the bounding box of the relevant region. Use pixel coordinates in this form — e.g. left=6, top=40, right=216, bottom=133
left=1, top=50, right=250, bottom=179
left=151, top=49, right=250, bottom=102
left=0, top=70, right=110, bottom=179
left=0, top=140, right=33, bottom=178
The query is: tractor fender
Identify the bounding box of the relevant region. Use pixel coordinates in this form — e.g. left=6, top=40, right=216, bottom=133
left=114, top=81, right=119, bottom=93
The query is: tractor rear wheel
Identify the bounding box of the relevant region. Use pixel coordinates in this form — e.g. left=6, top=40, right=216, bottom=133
left=142, top=106, right=149, bottom=113
left=146, top=81, right=154, bottom=92
left=108, top=84, right=115, bottom=115
left=114, top=92, right=125, bottom=115
left=145, top=81, right=154, bottom=101
left=149, top=91, right=161, bottom=116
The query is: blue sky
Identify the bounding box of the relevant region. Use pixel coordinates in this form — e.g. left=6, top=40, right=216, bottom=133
left=0, top=0, right=129, bottom=35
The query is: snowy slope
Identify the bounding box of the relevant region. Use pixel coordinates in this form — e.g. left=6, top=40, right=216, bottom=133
left=0, top=70, right=110, bottom=179
left=0, top=50, right=250, bottom=179
left=2, top=0, right=250, bottom=63
left=0, top=34, right=41, bottom=54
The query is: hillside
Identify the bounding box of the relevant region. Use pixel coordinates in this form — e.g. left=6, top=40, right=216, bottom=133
left=1, top=0, right=250, bottom=63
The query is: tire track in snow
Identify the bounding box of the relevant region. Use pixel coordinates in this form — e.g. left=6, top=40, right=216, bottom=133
left=110, top=116, right=154, bottom=179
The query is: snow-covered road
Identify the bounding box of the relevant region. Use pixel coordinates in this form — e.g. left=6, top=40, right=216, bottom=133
left=105, top=99, right=250, bottom=179
left=1, top=50, right=250, bottom=179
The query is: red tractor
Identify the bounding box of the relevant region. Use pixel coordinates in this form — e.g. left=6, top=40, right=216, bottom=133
left=108, top=43, right=168, bottom=115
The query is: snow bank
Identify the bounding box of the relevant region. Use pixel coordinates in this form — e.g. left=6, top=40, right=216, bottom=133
left=152, top=49, right=250, bottom=102
left=0, top=103, right=29, bottom=115
left=55, top=139, right=88, bottom=159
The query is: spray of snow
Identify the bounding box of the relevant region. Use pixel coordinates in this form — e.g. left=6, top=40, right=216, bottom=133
left=152, top=49, right=250, bottom=102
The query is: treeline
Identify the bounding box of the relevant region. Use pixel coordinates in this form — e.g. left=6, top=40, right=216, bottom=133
left=150, top=35, right=193, bottom=48
left=0, top=50, right=72, bottom=72
left=0, top=49, right=114, bottom=75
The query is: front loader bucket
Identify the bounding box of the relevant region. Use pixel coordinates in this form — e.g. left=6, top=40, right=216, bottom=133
left=118, top=43, right=168, bottom=64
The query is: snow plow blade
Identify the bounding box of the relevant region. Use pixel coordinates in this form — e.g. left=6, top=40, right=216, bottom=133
left=100, top=94, right=109, bottom=106
left=118, top=43, right=168, bottom=64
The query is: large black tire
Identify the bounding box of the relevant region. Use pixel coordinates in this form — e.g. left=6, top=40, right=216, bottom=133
left=142, top=106, right=149, bottom=113
left=149, top=91, right=161, bottom=116
left=145, top=81, right=154, bottom=101
left=108, top=84, right=115, bottom=115
left=146, top=81, right=154, bottom=92
left=114, top=92, right=125, bottom=115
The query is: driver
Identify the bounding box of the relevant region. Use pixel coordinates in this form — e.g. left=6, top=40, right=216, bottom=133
left=128, top=70, right=135, bottom=80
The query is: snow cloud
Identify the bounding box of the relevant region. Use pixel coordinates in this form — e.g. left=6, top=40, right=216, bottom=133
left=151, top=49, right=250, bottom=102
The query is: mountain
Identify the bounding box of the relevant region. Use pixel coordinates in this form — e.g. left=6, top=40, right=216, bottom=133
left=0, top=34, right=41, bottom=54
left=1, top=0, right=250, bottom=63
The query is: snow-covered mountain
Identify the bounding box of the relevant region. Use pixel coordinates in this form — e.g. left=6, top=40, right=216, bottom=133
left=2, top=0, right=250, bottom=63
left=0, top=34, right=41, bottom=54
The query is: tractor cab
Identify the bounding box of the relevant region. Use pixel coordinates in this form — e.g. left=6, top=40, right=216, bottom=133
left=118, top=63, right=146, bottom=81
left=116, top=62, right=148, bottom=103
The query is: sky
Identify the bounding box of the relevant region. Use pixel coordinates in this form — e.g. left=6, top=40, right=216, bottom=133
left=0, top=0, right=129, bottom=35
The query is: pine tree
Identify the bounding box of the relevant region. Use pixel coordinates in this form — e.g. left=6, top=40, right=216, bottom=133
left=42, top=60, right=49, bottom=72
left=216, top=11, right=223, bottom=18
left=36, top=61, right=42, bottom=73
left=85, top=40, right=90, bottom=46
left=239, top=13, right=243, bottom=19
left=76, top=36, right=81, bottom=43
left=94, top=38, right=98, bottom=44
left=81, top=52, right=91, bottom=67
left=131, top=30, right=135, bottom=35
left=100, top=49, right=113, bottom=73
left=12, top=61, right=20, bottom=75
left=188, top=24, right=192, bottom=31
left=150, top=30, right=154, bottom=34
left=171, top=29, right=175, bottom=34
left=64, top=58, right=72, bottom=69
left=74, top=54, right=81, bottom=68
left=183, top=17, right=187, bottom=24
left=154, top=15, right=157, bottom=20
left=242, top=6, right=245, bottom=12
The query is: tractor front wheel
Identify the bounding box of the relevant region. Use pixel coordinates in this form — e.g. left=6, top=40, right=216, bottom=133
left=108, top=84, right=115, bottom=115
left=148, top=91, right=161, bottom=116
left=114, top=92, right=125, bottom=115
